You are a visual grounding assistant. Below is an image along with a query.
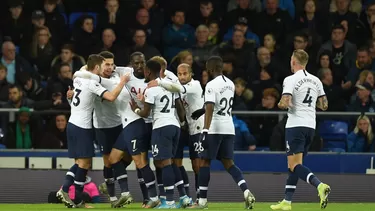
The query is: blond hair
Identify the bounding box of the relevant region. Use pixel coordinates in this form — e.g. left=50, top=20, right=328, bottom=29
left=292, top=49, right=309, bottom=67
left=358, top=70, right=373, bottom=84
left=354, top=115, right=374, bottom=144
left=171, top=50, right=192, bottom=66
left=150, top=56, right=167, bottom=70
left=177, top=63, right=193, bottom=73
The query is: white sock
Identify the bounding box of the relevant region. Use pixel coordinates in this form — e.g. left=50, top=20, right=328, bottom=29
left=121, top=192, right=130, bottom=196
left=199, top=198, right=207, bottom=205
left=109, top=196, right=117, bottom=202
left=150, top=196, right=158, bottom=201
left=244, top=189, right=250, bottom=198
left=283, top=199, right=292, bottom=204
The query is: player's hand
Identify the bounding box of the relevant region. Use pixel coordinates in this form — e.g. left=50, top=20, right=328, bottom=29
left=79, top=65, right=87, bottom=71
left=198, top=129, right=209, bottom=151
left=136, top=93, right=145, bottom=103
left=129, top=98, right=139, bottom=112
left=120, top=73, right=131, bottom=84
left=147, top=80, right=159, bottom=88
left=66, top=86, right=74, bottom=100
left=191, top=108, right=205, bottom=120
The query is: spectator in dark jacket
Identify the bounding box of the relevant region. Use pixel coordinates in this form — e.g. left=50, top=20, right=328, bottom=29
left=233, top=115, right=256, bottom=151
left=50, top=44, right=85, bottom=77
left=4, top=107, right=40, bottom=149
left=347, top=115, right=375, bottom=152
left=72, top=15, right=100, bottom=60
left=269, top=116, right=287, bottom=151
left=46, top=63, right=73, bottom=100
left=2, top=0, right=29, bottom=46
left=132, top=8, right=162, bottom=47
left=19, top=72, right=46, bottom=101
left=130, top=29, right=160, bottom=61
left=39, top=114, right=68, bottom=149
left=162, top=10, right=195, bottom=62
left=0, top=64, right=10, bottom=103
left=43, top=0, right=67, bottom=49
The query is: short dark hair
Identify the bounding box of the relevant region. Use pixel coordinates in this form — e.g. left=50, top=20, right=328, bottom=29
left=206, top=56, right=223, bottom=72
left=172, top=9, right=185, bottom=17
left=99, top=51, right=114, bottom=59
left=0, top=64, right=7, bottom=71
left=294, top=31, right=309, bottom=42
left=200, top=0, right=212, bottom=5
left=61, top=44, right=74, bottom=52
left=146, top=60, right=161, bottom=74
left=358, top=46, right=370, bottom=54
left=59, top=62, right=70, bottom=71
left=9, top=84, right=22, bottom=92
left=45, top=0, right=58, bottom=5
left=130, top=52, right=144, bottom=60
left=87, top=54, right=105, bottom=71
left=331, top=24, right=345, bottom=32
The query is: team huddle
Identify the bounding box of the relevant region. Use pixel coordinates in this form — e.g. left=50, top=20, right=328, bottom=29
left=55, top=49, right=331, bottom=210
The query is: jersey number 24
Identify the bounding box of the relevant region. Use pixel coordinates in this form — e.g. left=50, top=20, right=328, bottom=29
left=160, top=93, right=175, bottom=113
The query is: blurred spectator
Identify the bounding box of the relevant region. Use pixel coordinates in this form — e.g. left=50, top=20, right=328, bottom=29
left=318, top=24, right=357, bottom=88
left=330, top=0, right=362, bottom=16
left=269, top=115, right=287, bottom=151
left=19, top=72, right=46, bottom=101
left=130, top=29, right=160, bottom=61
left=0, top=64, right=10, bottom=102
left=256, top=0, right=293, bottom=45
left=72, top=15, right=100, bottom=60
left=50, top=44, right=85, bottom=76
left=222, top=55, right=245, bottom=80
left=3, top=85, right=34, bottom=108
left=93, top=28, right=129, bottom=66
left=189, top=0, right=219, bottom=28
left=227, top=0, right=262, bottom=13
left=97, top=0, right=130, bottom=44
left=1, top=41, right=35, bottom=85
left=359, top=3, right=375, bottom=46
left=201, top=70, right=209, bottom=90
left=27, top=26, right=56, bottom=79
left=261, top=0, right=295, bottom=18
left=222, top=0, right=257, bottom=34
left=252, top=88, right=280, bottom=147
left=347, top=47, right=374, bottom=88
left=169, top=50, right=200, bottom=78
left=39, top=114, right=67, bottom=149
left=36, top=82, right=70, bottom=110
left=190, top=25, right=218, bottom=72
left=233, top=77, right=253, bottom=110
left=208, top=20, right=221, bottom=44
left=347, top=115, right=375, bottom=152
left=223, top=17, right=260, bottom=47
left=233, top=115, right=256, bottom=151
left=46, top=63, right=73, bottom=100
left=294, top=0, right=329, bottom=39
left=43, top=0, right=67, bottom=49
left=4, top=107, right=39, bottom=149
left=347, top=82, right=375, bottom=113
left=350, top=70, right=375, bottom=103
left=263, top=33, right=282, bottom=61
left=317, top=68, right=346, bottom=111
left=21, top=10, right=47, bottom=51
left=162, top=10, right=195, bottom=62
left=140, top=0, right=165, bottom=47
left=219, top=29, right=256, bottom=70
left=132, top=8, right=162, bottom=47
left=329, top=0, right=359, bottom=44
left=2, top=0, right=28, bottom=46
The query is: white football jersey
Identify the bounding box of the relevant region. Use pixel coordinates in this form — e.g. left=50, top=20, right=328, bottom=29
left=144, top=86, right=180, bottom=129
left=282, top=70, right=325, bottom=129
left=92, top=73, right=122, bottom=128
left=204, top=75, right=235, bottom=135
left=69, top=78, right=107, bottom=129
left=116, top=86, right=143, bottom=128
left=181, top=79, right=204, bottom=135
left=164, top=69, right=179, bottom=83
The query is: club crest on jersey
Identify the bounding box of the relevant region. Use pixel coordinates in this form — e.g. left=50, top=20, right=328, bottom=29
left=207, top=88, right=213, bottom=94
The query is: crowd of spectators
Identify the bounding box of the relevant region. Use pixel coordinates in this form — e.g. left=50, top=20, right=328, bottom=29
left=0, top=0, right=374, bottom=152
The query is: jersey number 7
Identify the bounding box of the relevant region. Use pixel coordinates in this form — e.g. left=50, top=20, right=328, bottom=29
left=302, top=88, right=313, bottom=107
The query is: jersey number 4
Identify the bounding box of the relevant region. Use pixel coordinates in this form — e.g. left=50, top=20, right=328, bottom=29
left=217, top=97, right=233, bottom=116
left=302, top=88, right=313, bottom=107
left=72, top=89, right=82, bottom=106
left=160, top=93, right=175, bottom=113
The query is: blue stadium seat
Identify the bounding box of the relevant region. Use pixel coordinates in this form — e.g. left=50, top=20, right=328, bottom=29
left=0, top=144, right=6, bottom=149
left=319, top=121, right=348, bottom=151
left=15, top=46, right=20, bottom=54
left=68, top=12, right=97, bottom=30
left=255, top=147, right=270, bottom=151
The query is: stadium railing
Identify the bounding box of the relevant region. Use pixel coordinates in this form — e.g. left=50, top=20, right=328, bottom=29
left=0, top=109, right=374, bottom=174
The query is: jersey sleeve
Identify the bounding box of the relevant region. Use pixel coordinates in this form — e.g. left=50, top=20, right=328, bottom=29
left=204, top=82, right=215, bottom=104
left=282, top=76, right=294, bottom=96
left=317, top=80, right=326, bottom=97
left=184, top=80, right=202, bottom=94
left=144, top=88, right=156, bottom=105
left=115, top=66, right=132, bottom=77
left=88, top=80, right=107, bottom=97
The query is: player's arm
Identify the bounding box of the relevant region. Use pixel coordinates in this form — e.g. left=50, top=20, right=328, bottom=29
left=131, top=89, right=153, bottom=117
left=316, top=95, right=328, bottom=111
left=157, top=79, right=185, bottom=93
left=203, top=86, right=215, bottom=130
left=101, top=75, right=129, bottom=102
left=278, top=77, right=294, bottom=110
left=316, top=81, right=328, bottom=111
left=74, top=69, right=118, bottom=88
left=175, top=97, right=186, bottom=123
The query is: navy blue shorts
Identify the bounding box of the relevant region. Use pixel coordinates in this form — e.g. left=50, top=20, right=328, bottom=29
left=189, top=134, right=201, bottom=159
left=67, top=123, right=95, bottom=159
left=174, top=129, right=189, bottom=159
left=285, top=127, right=315, bottom=156
left=95, top=125, right=122, bottom=155
left=145, top=123, right=152, bottom=150
left=200, top=134, right=235, bottom=160
left=113, top=119, right=148, bottom=155
left=151, top=125, right=180, bottom=160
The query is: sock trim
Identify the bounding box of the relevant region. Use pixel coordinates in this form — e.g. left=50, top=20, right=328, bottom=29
left=175, top=180, right=184, bottom=186
left=285, top=185, right=296, bottom=189
left=146, top=180, right=156, bottom=187
left=117, top=174, right=128, bottom=180
left=306, top=173, right=313, bottom=184
left=74, top=181, right=85, bottom=186
left=184, top=184, right=189, bottom=187
left=164, top=185, right=174, bottom=190
left=157, top=184, right=164, bottom=187
left=138, top=178, right=145, bottom=183
left=199, top=186, right=208, bottom=191
left=237, top=179, right=245, bottom=186
left=66, top=171, right=75, bottom=177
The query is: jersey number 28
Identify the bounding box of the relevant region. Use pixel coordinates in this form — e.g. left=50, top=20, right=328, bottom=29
left=217, top=97, right=234, bottom=116
left=72, top=89, right=82, bottom=106
left=302, top=88, right=313, bottom=107
left=160, top=93, right=175, bottom=113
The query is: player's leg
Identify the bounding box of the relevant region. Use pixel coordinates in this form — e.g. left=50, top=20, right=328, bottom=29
left=219, top=135, right=255, bottom=209
left=189, top=134, right=202, bottom=203
left=174, top=129, right=191, bottom=199
left=74, top=157, right=92, bottom=207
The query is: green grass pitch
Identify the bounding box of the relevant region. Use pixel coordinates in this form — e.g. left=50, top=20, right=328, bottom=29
left=0, top=203, right=374, bottom=211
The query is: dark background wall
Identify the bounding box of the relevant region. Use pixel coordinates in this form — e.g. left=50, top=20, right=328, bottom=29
left=0, top=169, right=374, bottom=203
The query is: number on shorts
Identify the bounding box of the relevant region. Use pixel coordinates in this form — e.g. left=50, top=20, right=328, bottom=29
left=217, top=97, right=234, bottom=116
left=286, top=140, right=290, bottom=152
left=131, top=139, right=137, bottom=150
left=151, top=144, right=159, bottom=156
left=193, top=142, right=204, bottom=152
left=303, top=88, right=313, bottom=107
left=72, top=89, right=82, bottom=106
left=160, top=93, right=175, bottom=113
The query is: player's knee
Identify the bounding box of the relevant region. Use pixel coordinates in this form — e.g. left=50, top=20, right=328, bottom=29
left=159, top=159, right=172, bottom=168
left=108, top=152, right=121, bottom=165
left=173, top=159, right=183, bottom=167
left=77, top=158, right=91, bottom=169
left=133, top=154, right=147, bottom=169
left=200, top=159, right=210, bottom=167
left=102, top=155, right=111, bottom=168
left=221, top=159, right=234, bottom=170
